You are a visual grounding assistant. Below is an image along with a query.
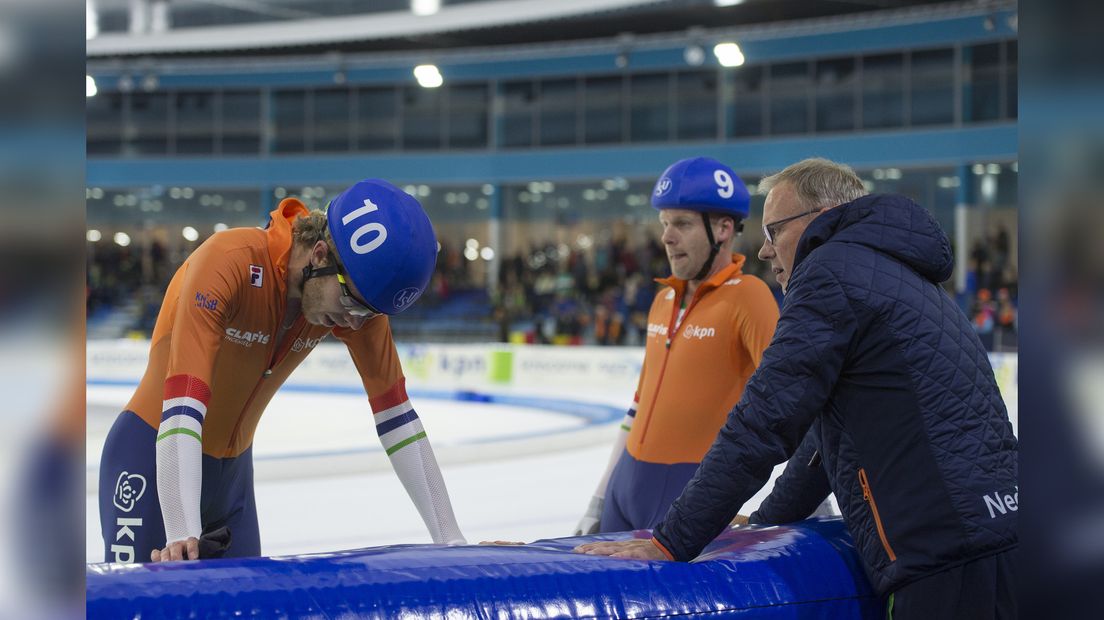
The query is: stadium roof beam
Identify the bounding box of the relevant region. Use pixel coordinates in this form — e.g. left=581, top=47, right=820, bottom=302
left=87, top=0, right=670, bottom=56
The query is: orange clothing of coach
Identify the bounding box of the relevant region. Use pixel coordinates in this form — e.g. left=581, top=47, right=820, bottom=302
left=124, top=199, right=406, bottom=459
left=627, top=255, right=778, bottom=465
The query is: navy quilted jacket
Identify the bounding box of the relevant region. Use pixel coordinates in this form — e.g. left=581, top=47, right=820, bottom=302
left=652, top=194, right=1018, bottom=595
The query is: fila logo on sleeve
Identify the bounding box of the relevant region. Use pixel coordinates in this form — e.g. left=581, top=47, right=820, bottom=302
left=249, top=265, right=264, bottom=288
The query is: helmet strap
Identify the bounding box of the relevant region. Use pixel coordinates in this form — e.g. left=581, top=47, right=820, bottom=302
left=301, top=263, right=339, bottom=287
left=692, top=212, right=722, bottom=282
left=691, top=214, right=744, bottom=282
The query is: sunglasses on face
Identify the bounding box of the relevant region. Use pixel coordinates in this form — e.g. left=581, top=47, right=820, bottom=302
left=762, top=208, right=823, bottom=245
left=336, top=273, right=380, bottom=318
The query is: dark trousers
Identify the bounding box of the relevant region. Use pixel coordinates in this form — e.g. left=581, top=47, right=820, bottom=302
left=98, top=411, right=260, bottom=563
left=889, top=547, right=1018, bottom=619
left=599, top=449, right=700, bottom=532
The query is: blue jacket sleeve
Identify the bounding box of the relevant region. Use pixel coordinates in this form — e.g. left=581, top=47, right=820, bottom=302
left=652, top=260, right=857, bottom=561
left=748, top=425, right=830, bottom=525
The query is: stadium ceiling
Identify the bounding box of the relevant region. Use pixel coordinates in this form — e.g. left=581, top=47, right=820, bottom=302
left=87, top=0, right=969, bottom=58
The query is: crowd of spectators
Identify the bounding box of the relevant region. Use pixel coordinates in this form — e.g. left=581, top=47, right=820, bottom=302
left=964, top=225, right=1018, bottom=351
left=87, top=223, right=1015, bottom=351
left=491, top=229, right=776, bottom=346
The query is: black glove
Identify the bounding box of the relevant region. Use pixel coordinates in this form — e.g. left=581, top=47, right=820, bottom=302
left=198, top=526, right=232, bottom=559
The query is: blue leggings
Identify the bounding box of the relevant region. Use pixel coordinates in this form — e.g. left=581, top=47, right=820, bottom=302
left=98, top=411, right=260, bottom=563
left=599, top=449, right=700, bottom=533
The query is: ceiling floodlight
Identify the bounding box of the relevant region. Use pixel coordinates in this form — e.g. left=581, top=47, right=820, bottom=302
left=412, top=0, right=440, bottom=16
left=86, top=75, right=98, bottom=97
left=715, top=0, right=746, bottom=6
left=713, top=42, right=745, bottom=67
left=413, top=64, right=443, bottom=88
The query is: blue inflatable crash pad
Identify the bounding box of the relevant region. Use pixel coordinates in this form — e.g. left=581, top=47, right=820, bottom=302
left=87, top=517, right=883, bottom=618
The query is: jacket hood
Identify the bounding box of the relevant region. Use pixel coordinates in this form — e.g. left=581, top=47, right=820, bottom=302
left=793, top=194, right=954, bottom=283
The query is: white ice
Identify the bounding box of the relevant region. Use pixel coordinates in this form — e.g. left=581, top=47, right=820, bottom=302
left=86, top=384, right=792, bottom=562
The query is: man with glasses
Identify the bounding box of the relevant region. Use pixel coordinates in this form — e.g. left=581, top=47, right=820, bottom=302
left=98, top=179, right=467, bottom=564
left=578, top=158, right=1018, bottom=619
left=573, top=157, right=779, bottom=536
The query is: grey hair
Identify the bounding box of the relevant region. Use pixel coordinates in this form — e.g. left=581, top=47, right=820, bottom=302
left=758, top=158, right=868, bottom=210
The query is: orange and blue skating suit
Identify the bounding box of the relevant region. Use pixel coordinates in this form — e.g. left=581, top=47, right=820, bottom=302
left=600, top=256, right=778, bottom=531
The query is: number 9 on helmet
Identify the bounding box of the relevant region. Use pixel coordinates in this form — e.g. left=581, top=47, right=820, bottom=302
left=325, top=179, right=438, bottom=315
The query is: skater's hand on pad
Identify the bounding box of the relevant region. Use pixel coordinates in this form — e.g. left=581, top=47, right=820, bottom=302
left=573, top=539, right=668, bottom=560
left=151, top=537, right=200, bottom=562
left=730, top=514, right=750, bottom=526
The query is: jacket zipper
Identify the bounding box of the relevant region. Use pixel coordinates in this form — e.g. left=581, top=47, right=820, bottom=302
left=637, top=286, right=702, bottom=445
left=224, top=314, right=304, bottom=457
left=858, top=467, right=897, bottom=562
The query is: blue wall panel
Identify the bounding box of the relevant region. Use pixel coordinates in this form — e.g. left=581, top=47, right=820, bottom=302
left=86, top=125, right=1016, bottom=188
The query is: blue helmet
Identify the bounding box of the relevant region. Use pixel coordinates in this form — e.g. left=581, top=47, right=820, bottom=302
left=326, top=179, right=438, bottom=315
left=651, top=156, right=750, bottom=221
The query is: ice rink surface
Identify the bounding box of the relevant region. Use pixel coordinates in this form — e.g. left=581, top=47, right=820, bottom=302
left=86, top=384, right=795, bottom=562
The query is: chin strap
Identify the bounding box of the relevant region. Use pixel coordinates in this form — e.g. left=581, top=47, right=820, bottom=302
left=691, top=213, right=745, bottom=282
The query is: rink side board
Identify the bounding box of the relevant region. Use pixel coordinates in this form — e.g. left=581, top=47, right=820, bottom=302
left=87, top=517, right=882, bottom=619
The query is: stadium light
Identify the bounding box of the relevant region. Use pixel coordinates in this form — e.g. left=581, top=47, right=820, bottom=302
left=412, top=0, right=440, bottom=16
left=713, top=42, right=745, bottom=67
left=113, top=232, right=131, bottom=247
left=87, top=75, right=98, bottom=97
left=182, top=226, right=199, bottom=242
left=414, top=64, right=443, bottom=88
left=87, top=229, right=102, bottom=242
left=714, top=0, right=746, bottom=6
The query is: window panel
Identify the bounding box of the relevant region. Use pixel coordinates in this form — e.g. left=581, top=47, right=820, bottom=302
left=87, top=92, right=125, bottom=156
left=447, top=84, right=488, bottom=149
left=862, top=53, right=905, bottom=129
left=128, top=92, right=169, bottom=155
left=501, top=81, right=536, bottom=148
left=815, top=57, right=856, bottom=132
left=769, top=61, right=811, bottom=135
left=173, top=91, right=216, bottom=155
left=220, top=91, right=262, bottom=154
left=910, top=48, right=955, bottom=126
left=313, top=88, right=351, bottom=152
left=729, top=66, right=764, bottom=138
left=966, top=43, right=1001, bottom=122
left=584, top=75, right=624, bottom=144
left=539, top=78, right=578, bottom=146
left=273, top=90, right=307, bottom=153
left=402, top=86, right=443, bottom=150
left=676, top=70, right=718, bottom=140
left=629, top=72, right=670, bottom=143
left=356, top=87, right=398, bottom=151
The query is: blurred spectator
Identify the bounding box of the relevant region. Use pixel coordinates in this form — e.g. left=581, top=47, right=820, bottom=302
left=961, top=225, right=1019, bottom=351
left=973, top=288, right=996, bottom=335
left=88, top=218, right=1016, bottom=350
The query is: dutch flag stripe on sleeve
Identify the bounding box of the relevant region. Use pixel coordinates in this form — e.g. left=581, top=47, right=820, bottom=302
left=370, top=379, right=426, bottom=456
left=157, top=374, right=211, bottom=443
left=621, top=397, right=639, bottom=432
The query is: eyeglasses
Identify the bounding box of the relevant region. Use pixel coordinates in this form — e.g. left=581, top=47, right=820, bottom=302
left=301, top=258, right=380, bottom=318
left=762, top=208, right=823, bottom=246
left=336, top=273, right=380, bottom=317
